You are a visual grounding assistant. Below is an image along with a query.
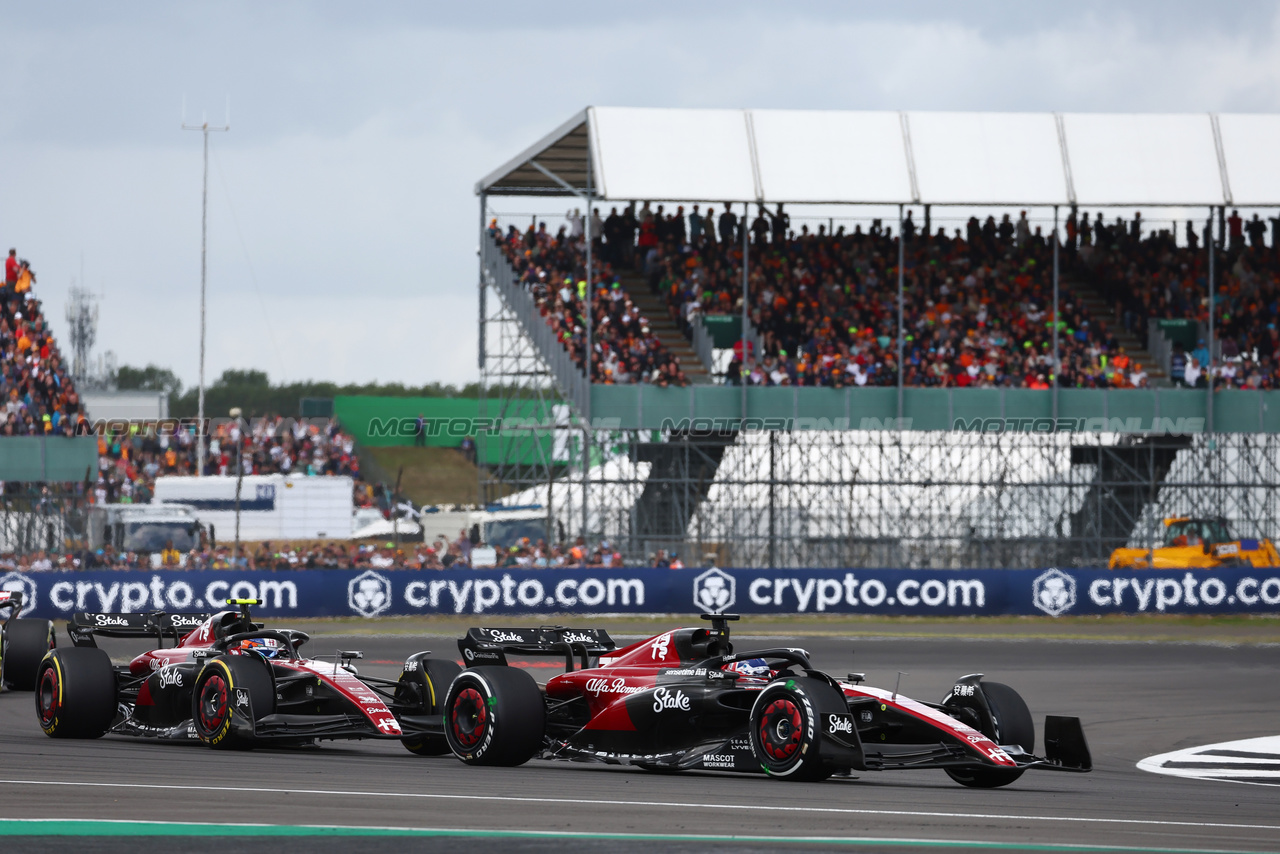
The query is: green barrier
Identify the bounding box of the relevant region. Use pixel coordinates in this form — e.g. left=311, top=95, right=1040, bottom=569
left=1156, top=319, right=1199, bottom=350
left=333, top=395, right=559, bottom=465
left=0, top=436, right=98, bottom=482
left=586, top=386, right=1278, bottom=433
left=702, top=314, right=743, bottom=348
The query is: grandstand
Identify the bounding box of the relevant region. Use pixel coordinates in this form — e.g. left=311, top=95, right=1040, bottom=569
left=475, top=108, right=1280, bottom=567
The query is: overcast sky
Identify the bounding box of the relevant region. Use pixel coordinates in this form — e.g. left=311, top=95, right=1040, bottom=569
left=4, top=2, right=1279, bottom=389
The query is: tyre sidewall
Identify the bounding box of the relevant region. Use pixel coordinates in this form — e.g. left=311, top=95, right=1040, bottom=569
left=444, top=670, right=499, bottom=763
left=36, top=648, right=116, bottom=738
left=4, top=618, right=55, bottom=691
left=443, top=666, right=545, bottom=766
left=749, top=678, right=824, bottom=779
left=192, top=655, right=274, bottom=748
left=945, top=680, right=1031, bottom=788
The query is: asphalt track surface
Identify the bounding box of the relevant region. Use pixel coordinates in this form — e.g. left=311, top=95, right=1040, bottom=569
left=1, top=623, right=1278, bottom=853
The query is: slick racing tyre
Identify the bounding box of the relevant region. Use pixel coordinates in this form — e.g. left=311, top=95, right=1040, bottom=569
left=36, top=648, right=117, bottom=739
left=397, top=657, right=461, bottom=756
left=3, top=618, right=55, bottom=691
left=444, top=666, right=545, bottom=766
left=192, top=654, right=275, bottom=750
left=749, top=677, right=835, bottom=782
left=945, top=681, right=1034, bottom=789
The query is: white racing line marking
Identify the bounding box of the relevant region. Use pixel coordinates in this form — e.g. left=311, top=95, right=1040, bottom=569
left=1138, top=735, right=1280, bottom=787
left=0, top=778, right=1278, bottom=834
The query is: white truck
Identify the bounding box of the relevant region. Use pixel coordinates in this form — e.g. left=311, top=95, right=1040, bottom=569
left=88, top=503, right=210, bottom=566
left=419, top=505, right=555, bottom=550
left=151, top=474, right=354, bottom=541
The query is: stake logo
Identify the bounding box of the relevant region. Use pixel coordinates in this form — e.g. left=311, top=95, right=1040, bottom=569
left=0, top=572, right=36, bottom=617
left=1032, top=568, right=1076, bottom=617
left=348, top=570, right=392, bottom=617
left=693, top=568, right=735, bottom=613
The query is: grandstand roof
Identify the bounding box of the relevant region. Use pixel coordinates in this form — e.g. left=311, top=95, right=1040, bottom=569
left=477, top=107, right=1280, bottom=207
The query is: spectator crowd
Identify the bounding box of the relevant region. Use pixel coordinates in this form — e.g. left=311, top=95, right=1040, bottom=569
left=5, top=534, right=689, bottom=571
left=90, top=415, right=370, bottom=507
left=491, top=203, right=1280, bottom=390
left=0, top=249, right=84, bottom=436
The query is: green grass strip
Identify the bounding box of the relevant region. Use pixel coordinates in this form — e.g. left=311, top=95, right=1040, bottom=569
left=0, top=819, right=1269, bottom=853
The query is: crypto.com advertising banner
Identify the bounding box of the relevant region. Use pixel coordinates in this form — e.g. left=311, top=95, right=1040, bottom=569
left=1, top=566, right=1278, bottom=620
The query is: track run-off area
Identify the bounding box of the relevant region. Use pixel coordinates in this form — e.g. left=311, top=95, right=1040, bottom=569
left=1, top=617, right=1278, bottom=853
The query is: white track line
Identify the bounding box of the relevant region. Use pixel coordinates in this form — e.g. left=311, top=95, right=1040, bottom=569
left=0, top=778, right=1276, bottom=833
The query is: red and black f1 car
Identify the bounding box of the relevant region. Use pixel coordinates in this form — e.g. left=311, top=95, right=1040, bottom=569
left=35, top=598, right=460, bottom=752
left=431, top=614, right=1092, bottom=787
left=1, top=592, right=55, bottom=692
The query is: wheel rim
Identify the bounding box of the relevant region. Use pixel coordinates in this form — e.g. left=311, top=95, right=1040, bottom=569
left=450, top=687, right=487, bottom=749
left=37, top=666, right=59, bottom=727
left=759, top=697, right=803, bottom=763
left=198, top=674, right=230, bottom=733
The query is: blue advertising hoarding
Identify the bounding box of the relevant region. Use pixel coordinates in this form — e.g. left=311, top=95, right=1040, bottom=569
left=1, top=566, right=1278, bottom=621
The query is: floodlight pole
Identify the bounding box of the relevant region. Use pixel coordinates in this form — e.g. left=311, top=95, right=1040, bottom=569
left=477, top=191, right=487, bottom=509
left=1052, top=205, right=1060, bottom=419
left=1207, top=207, right=1216, bottom=434
left=582, top=169, right=592, bottom=544
left=741, top=201, right=749, bottom=416
left=182, top=110, right=230, bottom=478
left=897, top=204, right=905, bottom=422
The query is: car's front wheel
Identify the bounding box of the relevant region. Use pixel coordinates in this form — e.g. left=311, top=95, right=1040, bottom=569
left=945, top=681, right=1033, bottom=788
left=397, top=657, right=462, bottom=756
left=4, top=618, right=55, bottom=691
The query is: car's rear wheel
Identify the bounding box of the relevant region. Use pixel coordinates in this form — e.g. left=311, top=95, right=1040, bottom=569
left=35, top=648, right=117, bottom=738
left=4, top=618, right=55, bottom=691
left=397, top=657, right=461, bottom=756
left=946, top=681, right=1033, bottom=789
left=749, top=677, right=834, bottom=782
left=191, top=655, right=274, bottom=750
left=444, top=666, right=545, bottom=766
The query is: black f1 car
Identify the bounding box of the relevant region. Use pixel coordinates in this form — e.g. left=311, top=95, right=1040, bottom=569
left=428, top=614, right=1092, bottom=787
left=36, top=598, right=460, bottom=752
left=1, top=592, right=55, bottom=692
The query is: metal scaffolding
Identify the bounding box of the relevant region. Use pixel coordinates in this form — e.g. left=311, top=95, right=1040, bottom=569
left=477, top=208, right=1280, bottom=569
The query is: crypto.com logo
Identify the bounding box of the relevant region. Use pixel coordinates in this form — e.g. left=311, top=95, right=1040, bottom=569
left=0, top=572, right=36, bottom=617
left=1032, top=568, right=1076, bottom=617
left=693, top=568, right=735, bottom=613
left=348, top=570, right=393, bottom=617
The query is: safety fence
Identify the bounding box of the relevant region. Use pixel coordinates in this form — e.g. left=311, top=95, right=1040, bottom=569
left=4, top=566, right=1278, bottom=621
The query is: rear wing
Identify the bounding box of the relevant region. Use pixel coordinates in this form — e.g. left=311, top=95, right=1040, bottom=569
left=459, top=626, right=617, bottom=671
left=68, top=611, right=212, bottom=648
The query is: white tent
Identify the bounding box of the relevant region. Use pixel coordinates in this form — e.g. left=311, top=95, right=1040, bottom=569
left=478, top=107, right=1280, bottom=207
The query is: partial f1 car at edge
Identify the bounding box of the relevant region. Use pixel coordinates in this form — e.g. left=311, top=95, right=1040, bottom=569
left=35, top=598, right=459, bottom=751
left=1, top=592, right=55, bottom=692
left=433, top=614, right=1092, bottom=787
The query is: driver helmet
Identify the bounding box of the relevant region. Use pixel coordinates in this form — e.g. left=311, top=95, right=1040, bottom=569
left=724, top=658, right=771, bottom=680
left=236, top=637, right=284, bottom=659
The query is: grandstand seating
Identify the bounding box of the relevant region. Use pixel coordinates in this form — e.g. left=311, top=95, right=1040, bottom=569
left=492, top=205, right=1280, bottom=390
left=0, top=258, right=82, bottom=436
